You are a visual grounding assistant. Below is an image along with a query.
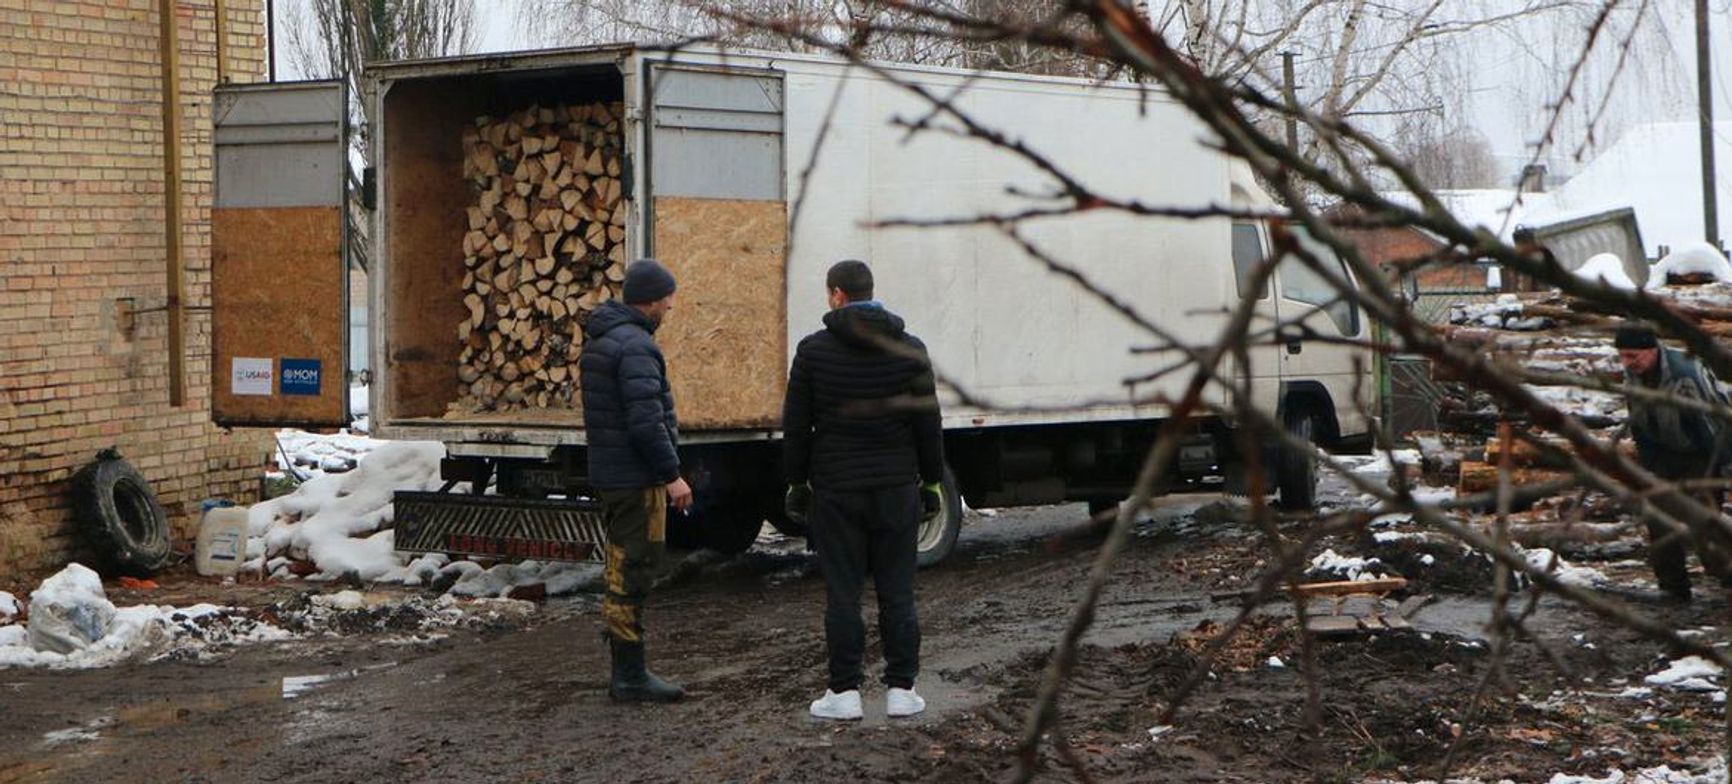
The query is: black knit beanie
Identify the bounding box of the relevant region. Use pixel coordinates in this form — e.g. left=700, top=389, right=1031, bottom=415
left=623, top=258, right=677, bottom=304
left=1613, top=323, right=1658, bottom=349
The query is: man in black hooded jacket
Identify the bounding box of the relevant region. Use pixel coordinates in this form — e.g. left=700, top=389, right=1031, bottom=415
left=579, top=258, right=693, bottom=702
left=783, top=259, right=945, bottom=721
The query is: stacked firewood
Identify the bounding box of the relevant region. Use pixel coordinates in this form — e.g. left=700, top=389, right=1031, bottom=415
left=454, top=102, right=627, bottom=412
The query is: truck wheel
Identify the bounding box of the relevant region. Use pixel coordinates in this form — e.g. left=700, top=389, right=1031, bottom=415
left=1275, top=412, right=1320, bottom=511
left=73, top=451, right=172, bottom=578
left=673, top=499, right=763, bottom=555
left=916, top=467, right=962, bottom=568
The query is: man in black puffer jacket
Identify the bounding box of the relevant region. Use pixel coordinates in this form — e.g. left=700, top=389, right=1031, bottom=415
left=579, top=258, right=694, bottom=703
left=783, top=259, right=945, bottom=721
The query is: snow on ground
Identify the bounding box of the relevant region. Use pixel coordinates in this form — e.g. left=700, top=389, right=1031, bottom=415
left=272, top=427, right=381, bottom=480
left=1573, top=253, right=1637, bottom=290
left=1643, top=656, right=1725, bottom=694
left=349, top=383, right=370, bottom=432
left=1307, top=548, right=1390, bottom=581
left=244, top=431, right=609, bottom=600
left=1645, top=242, right=1732, bottom=289
left=253, top=441, right=446, bottom=581
left=1526, top=384, right=1626, bottom=422
left=0, top=565, right=542, bottom=670
left=1449, top=294, right=1554, bottom=331
left=1520, top=547, right=1612, bottom=589
left=0, top=590, right=16, bottom=622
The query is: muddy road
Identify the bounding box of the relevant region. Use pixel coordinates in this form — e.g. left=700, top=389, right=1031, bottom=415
left=1, top=494, right=1726, bottom=783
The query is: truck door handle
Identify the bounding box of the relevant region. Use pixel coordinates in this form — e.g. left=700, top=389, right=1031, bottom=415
left=1286, top=340, right=1303, bottom=355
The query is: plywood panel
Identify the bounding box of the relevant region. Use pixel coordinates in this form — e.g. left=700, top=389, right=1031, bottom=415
left=653, top=196, right=788, bottom=430
left=212, top=206, right=347, bottom=427
left=383, top=80, right=477, bottom=419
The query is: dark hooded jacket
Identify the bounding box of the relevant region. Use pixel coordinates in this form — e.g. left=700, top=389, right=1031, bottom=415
left=579, top=300, right=680, bottom=489
left=783, top=303, right=944, bottom=491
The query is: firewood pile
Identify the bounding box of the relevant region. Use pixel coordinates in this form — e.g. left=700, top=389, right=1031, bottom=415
left=453, top=102, right=627, bottom=413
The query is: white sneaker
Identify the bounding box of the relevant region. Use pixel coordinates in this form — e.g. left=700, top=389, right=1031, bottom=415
left=809, top=689, right=863, bottom=720
left=886, top=687, right=926, bottom=718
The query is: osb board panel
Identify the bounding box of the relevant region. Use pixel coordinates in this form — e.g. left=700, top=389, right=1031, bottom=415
left=384, top=80, right=482, bottom=419
left=212, top=206, right=347, bottom=427
left=427, top=409, right=586, bottom=425
left=653, top=197, right=788, bottom=430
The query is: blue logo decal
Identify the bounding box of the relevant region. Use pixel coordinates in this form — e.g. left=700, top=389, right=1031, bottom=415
left=280, top=358, right=322, bottom=396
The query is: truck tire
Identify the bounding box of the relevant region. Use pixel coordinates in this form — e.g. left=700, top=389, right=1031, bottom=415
left=916, top=467, right=963, bottom=568
left=669, top=499, right=763, bottom=555
left=1275, top=412, right=1320, bottom=511
left=72, top=451, right=172, bottom=578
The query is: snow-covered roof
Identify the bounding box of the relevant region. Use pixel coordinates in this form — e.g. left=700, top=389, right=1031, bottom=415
left=1555, top=121, right=1732, bottom=256
left=1384, top=121, right=1732, bottom=258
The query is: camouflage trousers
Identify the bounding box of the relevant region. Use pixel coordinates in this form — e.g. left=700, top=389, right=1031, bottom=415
left=598, top=487, right=667, bottom=643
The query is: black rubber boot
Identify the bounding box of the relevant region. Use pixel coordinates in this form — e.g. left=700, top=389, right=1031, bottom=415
left=608, top=638, right=685, bottom=703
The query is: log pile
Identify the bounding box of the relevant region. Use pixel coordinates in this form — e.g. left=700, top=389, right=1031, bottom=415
left=453, top=102, right=628, bottom=413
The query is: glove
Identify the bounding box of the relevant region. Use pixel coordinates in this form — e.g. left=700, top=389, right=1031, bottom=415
left=785, top=483, right=813, bottom=524
left=920, top=482, right=943, bottom=522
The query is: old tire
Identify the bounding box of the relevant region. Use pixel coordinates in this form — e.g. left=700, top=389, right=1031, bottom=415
left=1275, top=412, right=1320, bottom=511
left=72, top=452, right=171, bottom=577
left=916, top=467, right=963, bottom=569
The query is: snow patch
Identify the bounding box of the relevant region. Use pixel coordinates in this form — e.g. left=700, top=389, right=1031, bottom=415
left=0, top=591, right=17, bottom=623
left=1646, top=242, right=1732, bottom=289
left=1644, top=656, right=1724, bottom=692
left=1573, top=253, right=1637, bottom=290
left=1307, top=549, right=1389, bottom=581
left=1521, top=547, right=1608, bottom=588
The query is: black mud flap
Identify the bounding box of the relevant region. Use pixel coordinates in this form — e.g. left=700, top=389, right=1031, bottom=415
left=393, top=492, right=608, bottom=563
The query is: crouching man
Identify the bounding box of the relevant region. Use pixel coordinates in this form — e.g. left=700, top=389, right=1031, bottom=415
left=1615, top=322, right=1732, bottom=602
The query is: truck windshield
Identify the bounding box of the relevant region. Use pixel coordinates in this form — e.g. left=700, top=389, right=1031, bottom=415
left=1279, top=225, right=1360, bottom=337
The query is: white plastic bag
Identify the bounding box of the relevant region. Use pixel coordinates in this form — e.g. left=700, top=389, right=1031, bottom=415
left=26, top=564, right=116, bottom=654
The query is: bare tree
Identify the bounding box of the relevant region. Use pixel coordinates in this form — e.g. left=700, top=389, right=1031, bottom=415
left=288, top=0, right=479, bottom=156
left=287, top=0, right=478, bottom=273
left=1399, top=124, right=1503, bottom=189
left=519, top=0, right=1115, bottom=75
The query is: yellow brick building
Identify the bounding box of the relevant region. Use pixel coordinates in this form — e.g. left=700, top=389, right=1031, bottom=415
left=0, top=1, right=274, bottom=574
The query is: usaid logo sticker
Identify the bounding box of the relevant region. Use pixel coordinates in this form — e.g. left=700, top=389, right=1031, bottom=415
left=231, top=358, right=272, bottom=396
left=280, top=358, right=322, bottom=396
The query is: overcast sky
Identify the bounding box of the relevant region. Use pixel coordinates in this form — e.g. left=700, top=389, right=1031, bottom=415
left=270, top=0, right=1731, bottom=177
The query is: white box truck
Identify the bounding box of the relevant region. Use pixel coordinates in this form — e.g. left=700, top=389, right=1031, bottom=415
left=209, top=43, right=1375, bottom=567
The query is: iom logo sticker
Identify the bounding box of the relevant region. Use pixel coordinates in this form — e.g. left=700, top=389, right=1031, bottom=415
left=280, top=358, right=322, bottom=396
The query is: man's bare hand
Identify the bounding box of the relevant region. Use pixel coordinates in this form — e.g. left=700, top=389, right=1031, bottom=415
left=666, top=477, right=694, bottom=511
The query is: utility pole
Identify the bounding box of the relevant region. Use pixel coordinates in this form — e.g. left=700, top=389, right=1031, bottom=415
left=1281, top=51, right=1299, bottom=152
left=1696, top=0, right=1719, bottom=247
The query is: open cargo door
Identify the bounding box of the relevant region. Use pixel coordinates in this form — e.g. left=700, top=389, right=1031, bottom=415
left=210, top=81, right=350, bottom=428
left=646, top=63, right=788, bottom=430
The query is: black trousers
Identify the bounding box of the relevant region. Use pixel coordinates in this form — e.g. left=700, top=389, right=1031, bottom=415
left=1644, top=486, right=1732, bottom=596
left=809, top=483, right=921, bottom=692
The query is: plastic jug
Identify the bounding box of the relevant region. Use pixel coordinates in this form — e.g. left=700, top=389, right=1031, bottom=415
left=196, top=503, right=249, bottom=576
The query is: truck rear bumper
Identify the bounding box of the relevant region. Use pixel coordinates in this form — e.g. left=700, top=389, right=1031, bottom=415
left=393, top=491, right=608, bottom=563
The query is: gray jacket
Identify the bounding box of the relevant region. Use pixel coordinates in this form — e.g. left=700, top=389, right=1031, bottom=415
left=1626, top=346, right=1730, bottom=479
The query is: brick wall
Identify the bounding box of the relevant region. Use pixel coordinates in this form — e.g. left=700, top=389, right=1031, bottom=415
left=0, top=1, right=274, bottom=574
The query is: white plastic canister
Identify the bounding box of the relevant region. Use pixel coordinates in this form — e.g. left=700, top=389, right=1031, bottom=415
left=195, top=505, right=249, bottom=576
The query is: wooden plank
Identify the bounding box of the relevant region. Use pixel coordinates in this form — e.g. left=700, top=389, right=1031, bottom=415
left=1394, top=593, right=1435, bottom=620
left=652, top=196, right=788, bottom=430
left=1303, top=616, right=1364, bottom=635
left=211, top=206, right=346, bottom=427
